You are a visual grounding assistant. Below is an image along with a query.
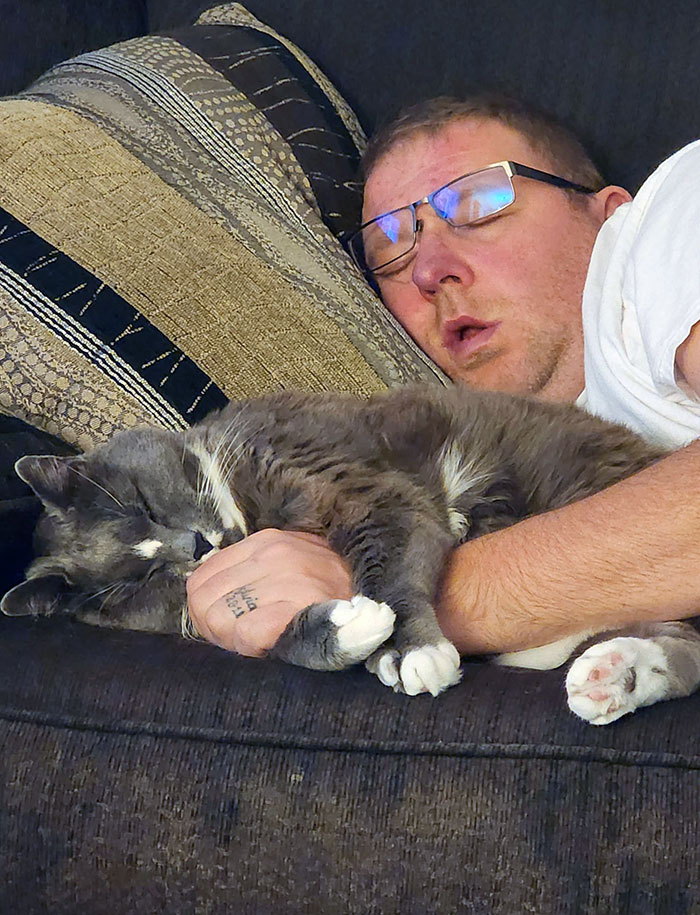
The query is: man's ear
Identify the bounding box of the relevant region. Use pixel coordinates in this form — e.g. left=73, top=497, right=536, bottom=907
left=594, top=184, right=633, bottom=221
left=0, top=574, right=70, bottom=617
left=14, top=454, right=83, bottom=511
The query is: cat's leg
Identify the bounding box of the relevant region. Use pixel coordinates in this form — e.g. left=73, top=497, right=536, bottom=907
left=365, top=637, right=461, bottom=697
left=269, top=594, right=396, bottom=672
left=496, top=632, right=596, bottom=670
left=565, top=621, right=700, bottom=725
left=349, top=522, right=461, bottom=697
left=271, top=498, right=461, bottom=695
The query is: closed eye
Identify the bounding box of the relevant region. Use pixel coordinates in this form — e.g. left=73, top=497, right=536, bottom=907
left=133, top=488, right=159, bottom=523
left=100, top=504, right=133, bottom=519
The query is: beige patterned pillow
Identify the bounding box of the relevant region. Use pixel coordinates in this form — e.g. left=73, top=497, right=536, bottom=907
left=0, top=3, right=446, bottom=451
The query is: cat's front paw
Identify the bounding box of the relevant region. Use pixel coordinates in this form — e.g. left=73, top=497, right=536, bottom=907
left=330, top=595, right=396, bottom=665
left=566, top=637, right=670, bottom=725
left=366, top=640, right=462, bottom=697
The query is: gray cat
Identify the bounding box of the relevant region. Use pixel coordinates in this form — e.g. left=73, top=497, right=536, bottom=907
left=3, top=384, right=700, bottom=725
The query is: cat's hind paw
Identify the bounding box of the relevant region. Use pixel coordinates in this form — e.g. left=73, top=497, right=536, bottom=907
left=566, top=637, right=670, bottom=725
left=367, top=640, right=462, bottom=697
left=331, top=595, right=395, bottom=665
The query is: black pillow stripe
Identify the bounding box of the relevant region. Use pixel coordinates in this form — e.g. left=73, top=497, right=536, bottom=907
left=163, top=24, right=364, bottom=239
left=0, top=206, right=228, bottom=426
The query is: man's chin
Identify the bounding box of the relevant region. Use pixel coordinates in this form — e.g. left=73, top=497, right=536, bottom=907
left=440, top=349, right=516, bottom=392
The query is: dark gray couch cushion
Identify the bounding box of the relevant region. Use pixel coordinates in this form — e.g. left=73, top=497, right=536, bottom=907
left=2, top=612, right=699, bottom=913
left=0, top=0, right=146, bottom=98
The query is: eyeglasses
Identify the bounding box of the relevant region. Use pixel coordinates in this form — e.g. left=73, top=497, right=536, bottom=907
left=347, top=160, right=596, bottom=275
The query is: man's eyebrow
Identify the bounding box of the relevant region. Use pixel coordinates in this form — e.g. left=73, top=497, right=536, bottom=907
left=363, top=197, right=412, bottom=222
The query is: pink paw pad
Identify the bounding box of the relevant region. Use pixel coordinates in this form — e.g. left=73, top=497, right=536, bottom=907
left=584, top=652, right=627, bottom=699
left=585, top=651, right=625, bottom=683
left=566, top=636, right=668, bottom=725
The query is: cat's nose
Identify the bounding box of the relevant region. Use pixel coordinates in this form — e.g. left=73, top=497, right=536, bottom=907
left=192, top=531, right=214, bottom=561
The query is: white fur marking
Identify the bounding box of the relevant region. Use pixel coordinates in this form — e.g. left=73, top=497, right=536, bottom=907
left=194, top=546, right=220, bottom=567
left=399, top=640, right=462, bottom=696
left=566, top=637, right=671, bottom=725
left=330, top=594, right=395, bottom=663
left=376, top=651, right=401, bottom=687
left=181, top=602, right=201, bottom=641
left=496, top=631, right=595, bottom=670
left=133, top=538, right=163, bottom=559
left=189, top=441, right=248, bottom=536
left=439, top=443, right=492, bottom=539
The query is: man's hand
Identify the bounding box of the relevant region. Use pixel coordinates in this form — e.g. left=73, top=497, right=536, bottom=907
left=186, top=529, right=354, bottom=657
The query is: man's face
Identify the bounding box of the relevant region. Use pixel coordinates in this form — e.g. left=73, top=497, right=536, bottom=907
left=363, top=119, right=612, bottom=401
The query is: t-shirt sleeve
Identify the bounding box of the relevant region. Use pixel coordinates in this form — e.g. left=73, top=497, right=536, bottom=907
left=623, top=139, right=700, bottom=394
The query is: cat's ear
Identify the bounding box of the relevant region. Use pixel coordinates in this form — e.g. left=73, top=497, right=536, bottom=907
left=15, top=454, right=83, bottom=511
left=0, top=574, right=70, bottom=617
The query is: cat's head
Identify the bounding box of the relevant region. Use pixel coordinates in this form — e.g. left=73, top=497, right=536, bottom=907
left=1, top=425, right=245, bottom=634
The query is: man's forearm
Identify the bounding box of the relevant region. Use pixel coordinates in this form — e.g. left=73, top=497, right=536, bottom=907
left=436, top=439, right=700, bottom=655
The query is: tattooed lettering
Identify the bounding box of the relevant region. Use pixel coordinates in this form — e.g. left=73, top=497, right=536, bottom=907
left=224, top=585, right=258, bottom=618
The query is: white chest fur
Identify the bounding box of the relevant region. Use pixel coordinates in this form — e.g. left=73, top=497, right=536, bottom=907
left=188, top=440, right=249, bottom=535
left=439, top=442, right=493, bottom=539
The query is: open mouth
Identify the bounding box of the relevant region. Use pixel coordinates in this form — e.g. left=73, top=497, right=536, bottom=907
left=442, top=316, right=500, bottom=357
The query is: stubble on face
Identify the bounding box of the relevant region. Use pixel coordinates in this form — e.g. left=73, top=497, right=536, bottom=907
left=499, top=322, right=575, bottom=397
left=365, top=120, right=604, bottom=402
left=428, top=288, right=583, bottom=399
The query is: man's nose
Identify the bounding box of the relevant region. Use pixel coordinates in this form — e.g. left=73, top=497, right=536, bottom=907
left=410, top=210, right=475, bottom=299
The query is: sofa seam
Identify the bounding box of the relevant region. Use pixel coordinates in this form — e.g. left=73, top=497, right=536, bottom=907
left=1, top=706, right=699, bottom=771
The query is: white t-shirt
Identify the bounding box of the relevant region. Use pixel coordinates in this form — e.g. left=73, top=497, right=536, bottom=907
left=577, top=139, right=700, bottom=449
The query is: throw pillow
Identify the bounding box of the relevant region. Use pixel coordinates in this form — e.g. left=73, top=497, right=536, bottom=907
left=0, top=2, right=445, bottom=451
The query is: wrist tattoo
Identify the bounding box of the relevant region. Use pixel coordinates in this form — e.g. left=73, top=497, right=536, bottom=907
left=224, top=585, right=258, bottom=618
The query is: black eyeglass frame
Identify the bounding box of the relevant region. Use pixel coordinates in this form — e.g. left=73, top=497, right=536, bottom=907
left=346, top=160, right=597, bottom=275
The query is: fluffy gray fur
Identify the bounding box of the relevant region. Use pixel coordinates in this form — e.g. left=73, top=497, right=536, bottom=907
left=3, top=384, right=699, bottom=720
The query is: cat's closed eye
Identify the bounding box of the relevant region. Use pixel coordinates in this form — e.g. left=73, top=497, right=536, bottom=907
left=134, top=487, right=160, bottom=523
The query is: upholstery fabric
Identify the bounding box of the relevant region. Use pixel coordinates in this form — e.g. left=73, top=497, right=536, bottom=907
left=0, top=3, right=445, bottom=450
left=2, top=614, right=700, bottom=913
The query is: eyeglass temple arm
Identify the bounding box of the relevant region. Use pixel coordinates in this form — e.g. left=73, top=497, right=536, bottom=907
left=511, top=163, right=596, bottom=194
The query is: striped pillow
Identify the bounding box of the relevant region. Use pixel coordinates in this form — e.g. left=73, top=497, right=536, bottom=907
left=0, top=3, right=445, bottom=451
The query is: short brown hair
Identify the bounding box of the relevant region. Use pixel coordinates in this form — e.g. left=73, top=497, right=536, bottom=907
left=361, top=93, right=606, bottom=192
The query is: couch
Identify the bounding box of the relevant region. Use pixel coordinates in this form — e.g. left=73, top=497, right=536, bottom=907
left=1, top=2, right=700, bottom=912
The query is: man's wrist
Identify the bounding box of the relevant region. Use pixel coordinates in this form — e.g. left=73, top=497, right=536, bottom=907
left=436, top=532, right=533, bottom=655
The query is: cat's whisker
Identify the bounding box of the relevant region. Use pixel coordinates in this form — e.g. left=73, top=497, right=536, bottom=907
left=188, top=423, right=251, bottom=537
left=195, top=417, right=253, bottom=512
left=212, top=417, right=250, bottom=473
left=97, top=587, right=122, bottom=614
left=86, top=583, right=118, bottom=603
left=182, top=439, right=207, bottom=509
left=76, top=581, right=125, bottom=612
left=218, top=429, right=253, bottom=483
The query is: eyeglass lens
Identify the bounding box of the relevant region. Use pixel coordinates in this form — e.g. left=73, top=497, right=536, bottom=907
left=360, top=165, right=515, bottom=273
